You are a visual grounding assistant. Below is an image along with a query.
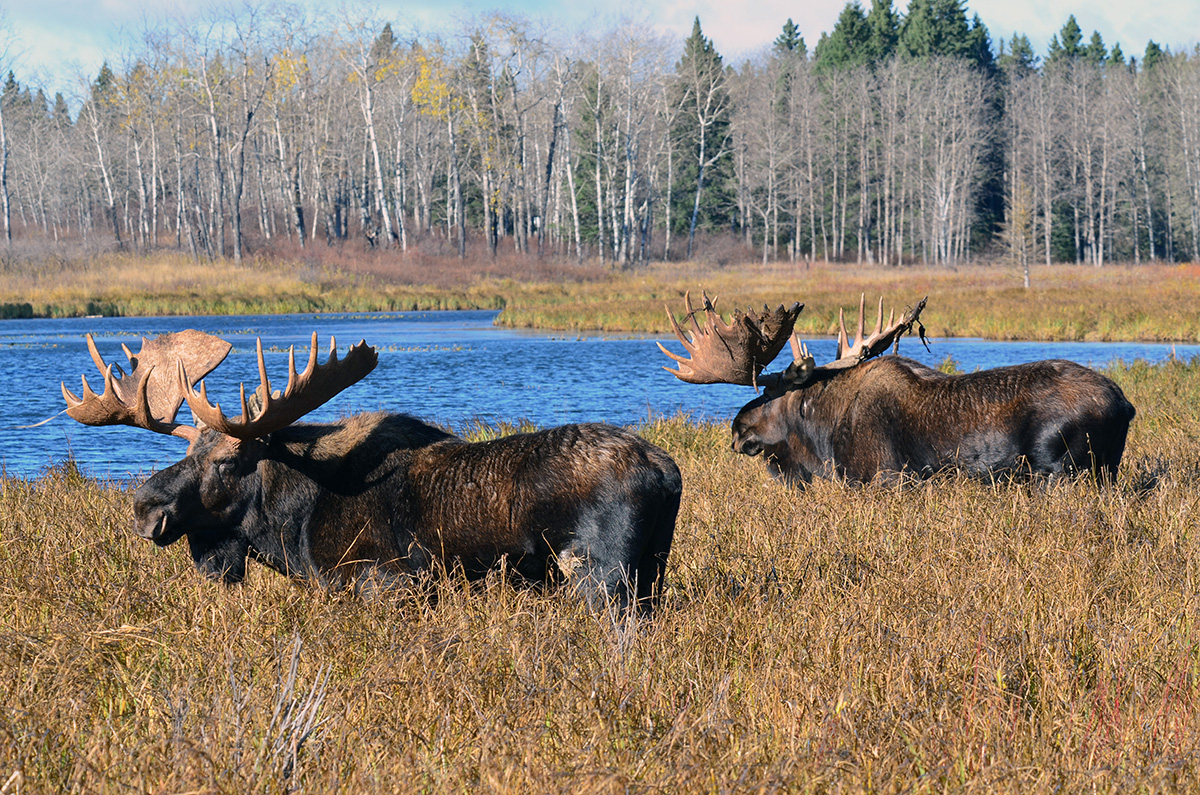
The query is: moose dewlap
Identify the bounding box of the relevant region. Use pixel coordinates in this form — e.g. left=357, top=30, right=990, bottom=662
left=62, top=331, right=680, bottom=614
left=659, top=292, right=1135, bottom=484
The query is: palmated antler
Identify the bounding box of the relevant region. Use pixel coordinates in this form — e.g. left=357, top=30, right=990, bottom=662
left=657, top=291, right=803, bottom=386
left=183, top=333, right=378, bottom=440
left=779, top=294, right=928, bottom=387
left=61, top=330, right=233, bottom=442
left=830, top=294, right=928, bottom=367
left=658, top=291, right=929, bottom=393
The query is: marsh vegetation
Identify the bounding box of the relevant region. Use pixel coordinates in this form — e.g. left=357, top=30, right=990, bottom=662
left=3, top=255, right=1200, bottom=344
left=2, top=358, right=1199, bottom=791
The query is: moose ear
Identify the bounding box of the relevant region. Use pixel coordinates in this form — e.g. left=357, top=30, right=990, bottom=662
left=780, top=357, right=816, bottom=390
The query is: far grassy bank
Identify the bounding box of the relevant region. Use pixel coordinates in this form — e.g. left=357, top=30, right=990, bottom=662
left=0, top=253, right=508, bottom=318
left=495, top=261, right=1200, bottom=342
left=1, top=253, right=1197, bottom=342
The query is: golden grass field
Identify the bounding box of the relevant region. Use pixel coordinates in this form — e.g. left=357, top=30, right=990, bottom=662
left=493, top=261, right=1200, bottom=342
left=2, top=357, right=1199, bottom=792
left=2, top=252, right=1199, bottom=342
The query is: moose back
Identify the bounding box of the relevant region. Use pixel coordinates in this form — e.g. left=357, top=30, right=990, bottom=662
left=659, top=293, right=1135, bottom=483
left=62, top=330, right=680, bottom=613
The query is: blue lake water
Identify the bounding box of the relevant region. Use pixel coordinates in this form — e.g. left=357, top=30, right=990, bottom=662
left=2, top=309, right=1196, bottom=478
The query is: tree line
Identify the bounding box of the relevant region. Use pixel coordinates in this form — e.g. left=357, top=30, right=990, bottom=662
left=1, top=2, right=1198, bottom=267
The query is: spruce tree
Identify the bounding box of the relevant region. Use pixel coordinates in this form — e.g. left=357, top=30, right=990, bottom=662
left=571, top=62, right=612, bottom=250
left=670, top=17, right=735, bottom=259
left=92, top=63, right=116, bottom=102
left=772, top=20, right=807, bottom=117
left=774, top=18, right=806, bottom=56
left=1047, top=16, right=1084, bottom=63
left=899, top=0, right=972, bottom=61
left=1143, top=40, right=1165, bottom=70
left=998, top=33, right=1037, bottom=73
left=52, top=93, right=71, bottom=129
left=1, top=72, right=17, bottom=105
left=814, top=3, right=872, bottom=70
left=965, top=14, right=995, bottom=71
left=865, top=0, right=899, bottom=62
left=1085, top=31, right=1107, bottom=65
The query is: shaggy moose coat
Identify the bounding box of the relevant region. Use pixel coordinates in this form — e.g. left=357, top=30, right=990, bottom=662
left=133, top=413, right=681, bottom=612
left=731, top=357, right=1136, bottom=484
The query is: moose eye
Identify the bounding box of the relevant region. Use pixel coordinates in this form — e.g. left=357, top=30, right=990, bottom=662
left=216, top=460, right=237, bottom=477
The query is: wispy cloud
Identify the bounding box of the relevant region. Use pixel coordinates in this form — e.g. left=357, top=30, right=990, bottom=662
left=5, top=0, right=1199, bottom=95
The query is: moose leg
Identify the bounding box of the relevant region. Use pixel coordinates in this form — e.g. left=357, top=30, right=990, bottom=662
left=633, top=491, right=679, bottom=613
left=555, top=544, right=635, bottom=614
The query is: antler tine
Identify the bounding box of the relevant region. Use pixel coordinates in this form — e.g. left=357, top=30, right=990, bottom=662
left=183, top=334, right=378, bottom=441
left=85, top=334, right=107, bottom=375
left=256, top=337, right=272, bottom=407
left=836, top=308, right=848, bottom=360
left=768, top=330, right=818, bottom=390
left=857, top=293, right=867, bottom=350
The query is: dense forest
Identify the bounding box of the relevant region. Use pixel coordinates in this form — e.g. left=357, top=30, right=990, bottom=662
left=0, top=1, right=1198, bottom=267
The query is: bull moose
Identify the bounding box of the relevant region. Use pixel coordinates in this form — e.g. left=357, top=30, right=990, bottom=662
left=658, top=292, right=1135, bottom=484
left=62, top=331, right=680, bottom=613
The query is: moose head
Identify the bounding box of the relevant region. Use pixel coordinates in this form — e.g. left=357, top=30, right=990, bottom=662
left=63, top=331, right=377, bottom=577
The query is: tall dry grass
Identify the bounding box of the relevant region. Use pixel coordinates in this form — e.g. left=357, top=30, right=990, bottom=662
left=1, top=359, right=1199, bottom=792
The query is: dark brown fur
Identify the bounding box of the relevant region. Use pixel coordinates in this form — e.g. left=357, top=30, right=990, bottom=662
left=731, top=357, right=1135, bottom=484
left=132, top=413, right=681, bottom=613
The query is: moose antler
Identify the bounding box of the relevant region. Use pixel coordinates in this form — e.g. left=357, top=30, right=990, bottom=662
left=828, top=294, right=928, bottom=368
left=657, top=291, right=803, bottom=386
left=183, top=333, right=378, bottom=440
left=61, top=330, right=233, bottom=442
left=773, top=295, right=927, bottom=389
left=659, top=291, right=928, bottom=392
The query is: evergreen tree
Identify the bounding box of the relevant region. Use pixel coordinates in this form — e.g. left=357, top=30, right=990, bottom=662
left=865, top=0, right=900, bottom=62
left=370, top=22, right=396, bottom=69
left=965, top=14, right=995, bottom=71
left=670, top=17, right=736, bottom=258
left=52, top=92, right=71, bottom=128
left=998, top=33, right=1037, bottom=74
left=814, top=2, right=872, bottom=70
left=32, top=88, right=48, bottom=118
left=1084, top=31, right=1107, bottom=65
left=774, top=18, right=807, bottom=57
left=571, top=62, right=612, bottom=249
left=899, top=0, right=971, bottom=61
left=1046, top=16, right=1084, bottom=63
left=92, top=62, right=117, bottom=102
left=1143, top=40, right=1165, bottom=70
left=772, top=19, right=807, bottom=119
left=1108, top=42, right=1125, bottom=67
left=2, top=72, right=17, bottom=105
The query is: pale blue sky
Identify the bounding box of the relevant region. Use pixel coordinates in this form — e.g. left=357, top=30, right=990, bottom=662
left=3, top=0, right=1199, bottom=96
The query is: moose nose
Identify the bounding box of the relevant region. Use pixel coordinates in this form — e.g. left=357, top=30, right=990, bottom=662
left=133, top=511, right=168, bottom=541
left=733, top=437, right=762, bottom=457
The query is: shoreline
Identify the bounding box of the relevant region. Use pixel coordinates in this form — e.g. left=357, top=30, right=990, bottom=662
left=2, top=256, right=1198, bottom=343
